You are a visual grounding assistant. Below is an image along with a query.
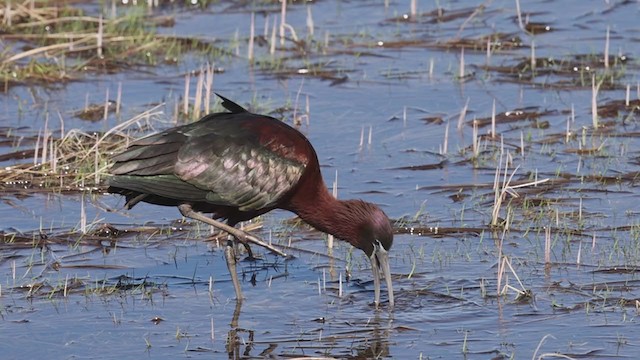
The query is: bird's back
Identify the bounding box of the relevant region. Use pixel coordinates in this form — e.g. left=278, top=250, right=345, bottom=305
left=108, top=96, right=318, bottom=221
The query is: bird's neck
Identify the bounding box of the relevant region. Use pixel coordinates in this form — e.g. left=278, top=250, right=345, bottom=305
left=289, top=185, right=358, bottom=243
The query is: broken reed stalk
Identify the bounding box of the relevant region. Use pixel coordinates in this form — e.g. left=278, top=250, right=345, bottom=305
left=305, top=95, right=310, bottom=126
left=279, top=0, right=286, bottom=45
left=263, top=14, right=269, bottom=38
left=204, top=64, right=214, bottom=114
left=441, top=121, right=449, bottom=155
left=576, top=240, right=582, bottom=265
left=626, top=84, right=631, bottom=106
left=486, top=37, right=491, bottom=63
left=97, top=15, right=103, bottom=58
left=530, top=39, right=535, bottom=71
left=270, top=19, right=277, bottom=55
left=403, top=106, right=407, bottom=127
left=492, top=150, right=550, bottom=228
left=80, top=192, right=86, bottom=234
left=248, top=12, right=255, bottom=62
left=293, top=79, right=306, bottom=126
left=496, top=228, right=506, bottom=296
left=604, top=26, right=610, bottom=69
left=502, top=255, right=527, bottom=296
left=183, top=73, right=190, bottom=116
left=116, top=82, right=122, bottom=116
left=193, top=67, right=204, bottom=120
left=2, top=32, right=143, bottom=65
left=544, top=226, right=551, bottom=264
left=34, top=129, right=41, bottom=165
left=327, top=170, right=338, bottom=252
left=472, top=118, right=479, bottom=157
left=103, top=88, right=109, bottom=121
left=42, top=112, right=51, bottom=165
left=591, top=74, right=599, bottom=128
left=306, top=5, right=314, bottom=37
left=515, top=0, right=524, bottom=32
left=457, top=98, right=469, bottom=130
left=459, top=47, right=465, bottom=79
left=491, top=98, right=496, bottom=138
left=57, top=110, right=65, bottom=139
left=94, top=135, right=100, bottom=184
left=429, top=58, right=434, bottom=78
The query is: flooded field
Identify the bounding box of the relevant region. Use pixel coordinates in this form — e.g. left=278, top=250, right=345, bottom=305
left=2, top=0, right=640, bottom=358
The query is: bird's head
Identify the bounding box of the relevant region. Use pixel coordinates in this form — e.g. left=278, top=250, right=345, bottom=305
left=356, top=204, right=394, bottom=257
left=346, top=201, right=395, bottom=308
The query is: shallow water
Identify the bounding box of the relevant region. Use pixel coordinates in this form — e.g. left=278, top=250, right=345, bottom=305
left=2, top=0, right=640, bottom=358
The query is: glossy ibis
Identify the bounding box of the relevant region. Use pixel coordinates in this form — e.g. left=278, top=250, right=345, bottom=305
left=108, top=94, right=394, bottom=307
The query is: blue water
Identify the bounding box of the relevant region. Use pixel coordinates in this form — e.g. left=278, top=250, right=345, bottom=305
left=3, top=0, right=640, bottom=358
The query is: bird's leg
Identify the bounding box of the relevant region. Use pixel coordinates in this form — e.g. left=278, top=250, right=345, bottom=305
left=225, top=235, right=244, bottom=301
left=177, top=204, right=287, bottom=258
left=238, top=237, right=254, bottom=260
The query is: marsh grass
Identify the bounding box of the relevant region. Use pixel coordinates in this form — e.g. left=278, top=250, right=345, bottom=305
left=2, top=1, right=640, bottom=358
left=0, top=2, right=227, bottom=88
left=0, top=104, right=163, bottom=193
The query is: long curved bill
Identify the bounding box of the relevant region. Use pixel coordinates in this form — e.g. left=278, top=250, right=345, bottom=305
left=370, top=241, right=394, bottom=308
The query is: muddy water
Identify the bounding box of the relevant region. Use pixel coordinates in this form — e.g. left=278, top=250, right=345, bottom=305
left=2, top=0, right=640, bottom=358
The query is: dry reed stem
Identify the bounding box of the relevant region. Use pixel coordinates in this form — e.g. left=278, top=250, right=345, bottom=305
left=279, top=0, right=286, bottom=46
left=515, top=0, right=524, bottom=32
left=97, top=15, right=103, bottom=58
left=194, top=67, right=204, bottom=120
left=501, top=256, right=527, bottom=296
left=183, top=73, right=190, bottom=116
left=204, top=64, right=214, bottom=114
left=327, top=170, right=338, bottom=252
left=591, top=74, right=600, bottom=128
left=116, top=82, right=122, bottom=116
left=248, top=12, right=255, bottom=62
left=459, top=47, right=465, bottom=79
left=2, top=34, right=144, bottom=65
left=457, top=98, right=469, bottom=130
left=306, top=5, right=314, bottom=36
left=472, top=119, right=479, bottom=156
left=530, top=39, right=535, bottom=71
left=604, top=26, right=610, bottom=68
left=270, top=19, right=277, bottom=55
left=491, top=98, right=496, bottom=138
left=544, top=226, right=551, bottom=264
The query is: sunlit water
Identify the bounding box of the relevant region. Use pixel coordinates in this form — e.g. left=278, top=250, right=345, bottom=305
left=2, top=0, right=640, bottom=358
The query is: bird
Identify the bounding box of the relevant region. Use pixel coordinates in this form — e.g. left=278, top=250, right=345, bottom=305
left=107, top=94, right=394, bottom=308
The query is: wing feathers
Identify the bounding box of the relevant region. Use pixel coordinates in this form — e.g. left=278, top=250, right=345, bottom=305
left=108, top=103, right=309, bottom=212
left=110, top=152, right=176, bottom=175
left=108, top=175, right=208, bottom=202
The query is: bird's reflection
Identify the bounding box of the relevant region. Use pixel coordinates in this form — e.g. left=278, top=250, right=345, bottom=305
left=224, top=301, right=393, bottom=359
left=226, top=301, right=254, bottom=359
left=349, top=311, right=392, bottom=359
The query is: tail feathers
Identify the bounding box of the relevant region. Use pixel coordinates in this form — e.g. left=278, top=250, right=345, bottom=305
left=216, top=93, right=248, bottom=114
